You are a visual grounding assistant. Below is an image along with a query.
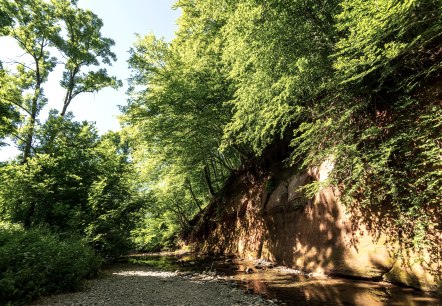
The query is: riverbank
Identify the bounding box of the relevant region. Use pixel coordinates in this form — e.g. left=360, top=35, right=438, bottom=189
left=30, top=263, right=274, bottom=306
left=31, top=253, right=442, bottom=306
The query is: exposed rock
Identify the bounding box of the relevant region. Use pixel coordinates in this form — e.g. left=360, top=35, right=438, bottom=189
left=245, top=267, right=254, bottom=274
left=384, top=250, right=442, bottom=292
left=186, top=160, right=442, bottom=294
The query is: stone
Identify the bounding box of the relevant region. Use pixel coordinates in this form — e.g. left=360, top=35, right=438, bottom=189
left=187, top=160, right=442, bottom=293
left=245, top=267, right=254, bottom=274
left=245, top=288, right=254, bottom=294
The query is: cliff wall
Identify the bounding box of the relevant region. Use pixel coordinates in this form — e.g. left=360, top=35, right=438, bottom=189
left=186, top=160, right=441, bottom=293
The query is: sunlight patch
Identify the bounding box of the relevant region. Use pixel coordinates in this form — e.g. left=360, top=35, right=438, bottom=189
left=113, top=270, right=176, bottom=278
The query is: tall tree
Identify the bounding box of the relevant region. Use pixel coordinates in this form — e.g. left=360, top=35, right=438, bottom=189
left=0, top=66, right=20, bottom=146
left=0, top=0, right=121, bottom=162
left=53, top=0, right=121, bottom=117
left=221, top=0, right=340, bottom=153
left=122, top=1, right=241, bottom=239
left=124, top=28, right=236, bottom=189
left=0, top=0, right=59, bottom=162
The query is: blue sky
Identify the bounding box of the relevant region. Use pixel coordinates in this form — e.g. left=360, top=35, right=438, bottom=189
left=0, top=0, right=181, bottom=161
left=70, top=0, right=181, bottom=131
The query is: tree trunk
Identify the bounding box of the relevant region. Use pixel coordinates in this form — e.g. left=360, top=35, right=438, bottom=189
left=203, top=164, right=216, bottom=197
left=22, top=83, right=40, bottom=163
left=186, top=179, right=203, bottom=212
left=22, top=119, right=35, bottom=163
left=60, top=67, right=79, bottom=117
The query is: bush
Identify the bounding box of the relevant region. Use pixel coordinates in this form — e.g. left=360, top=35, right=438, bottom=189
left=0, top=223, right=101, bottom=305
left=130, top=212, right=179, bottom=252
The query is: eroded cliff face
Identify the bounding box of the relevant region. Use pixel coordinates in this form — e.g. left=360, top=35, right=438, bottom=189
left=186, top=160, right=441, bottom=293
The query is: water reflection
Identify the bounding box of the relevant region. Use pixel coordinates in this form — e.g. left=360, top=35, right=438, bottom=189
left=127, top=253, right=442, bottom=306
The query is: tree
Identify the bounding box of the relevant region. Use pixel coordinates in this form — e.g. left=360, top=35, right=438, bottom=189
left=122, top=1, right=244, bottom=245
left=123, top=13, right=238, bottom=229
left=0, top=117, right=142, bottom=258
left=0, top=0, right=121, bottom=162
left=0, top=0, right=59, bottom=162
left=85, top=131, right=143, bottom=258
left=0, top=67, right=20, bottom=146
left=0, top=115, right=100, bottom=229
left=220, top=0, right=339, bottom=153
left=53, top=0, right=121, bottom=117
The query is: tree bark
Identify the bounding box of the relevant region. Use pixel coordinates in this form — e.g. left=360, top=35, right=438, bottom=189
left=203, top=164, right=216, bottom=197
left=22, top=73, right=41, bottom=163
left=186, top=179, right=203, bottom=212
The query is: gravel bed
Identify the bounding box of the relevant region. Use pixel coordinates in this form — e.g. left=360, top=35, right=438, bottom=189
left=30, top=264, right=276, bottom=306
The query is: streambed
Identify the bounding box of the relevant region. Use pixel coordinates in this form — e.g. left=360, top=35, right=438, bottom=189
left=128, top=252, right=442, bottom=306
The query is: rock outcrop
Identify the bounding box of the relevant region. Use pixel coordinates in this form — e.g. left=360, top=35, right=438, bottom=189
left=187, top=160, right=442, bottom=293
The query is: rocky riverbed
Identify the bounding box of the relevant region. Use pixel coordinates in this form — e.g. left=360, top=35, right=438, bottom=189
left=29, top=253, right=442, bottom=306
left=30, top=263, right=277, bottom=306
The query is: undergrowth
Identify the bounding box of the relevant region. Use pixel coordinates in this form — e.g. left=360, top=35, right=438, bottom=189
left=0, top=222, right=101, bottom=305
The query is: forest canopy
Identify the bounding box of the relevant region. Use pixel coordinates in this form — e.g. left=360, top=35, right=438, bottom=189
left=124, top=0, right=441, bottom=251
left=0, top=0, right=441, bottom=302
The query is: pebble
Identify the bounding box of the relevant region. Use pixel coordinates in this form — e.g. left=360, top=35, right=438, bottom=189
left=29, top=264, right=275, bottom=306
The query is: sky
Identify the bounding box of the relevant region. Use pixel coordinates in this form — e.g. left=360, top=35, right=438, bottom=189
left=0, top=0, right=181, bottom=161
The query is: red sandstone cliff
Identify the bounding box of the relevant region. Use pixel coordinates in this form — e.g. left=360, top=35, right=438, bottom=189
left=186, top=159, right=441, bottom=293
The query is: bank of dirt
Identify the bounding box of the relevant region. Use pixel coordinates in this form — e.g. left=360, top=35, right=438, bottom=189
left=186, top=156, right=442, bottom=294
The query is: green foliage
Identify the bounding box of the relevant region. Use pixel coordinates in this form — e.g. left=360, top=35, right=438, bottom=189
left=53, top=0, right=122, bottom=115
left=0, top=68, right=20, bottom=145
left=0, top=222, right=101, bottom=305
left=123, top=2, right=241, bottom=248
left=124, top=0, right=442, bottom=252
left=131, top=210, right=180, bottom=252
left=0, top=0, right=121, bottom=162
left=334, top=0, right=442, bottom=89
left=221, top=0, right=339, bottom=153
left=0, top=118, right=142, bottom=259
left=85, top=132, right=143, bottom=259
left=0, top=5, right=12, bottom=30
left=0, top=116, right=99, bottom=229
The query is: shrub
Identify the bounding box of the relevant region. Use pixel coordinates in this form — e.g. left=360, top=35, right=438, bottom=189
left=130, top=212, right=179, bottom=252
left=0, top=223, right=101, bottom=305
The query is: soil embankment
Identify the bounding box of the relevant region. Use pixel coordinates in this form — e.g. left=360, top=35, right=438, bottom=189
left=186, top=158, right=442, bottom=294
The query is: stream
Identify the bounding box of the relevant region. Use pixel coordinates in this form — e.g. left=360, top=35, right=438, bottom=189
left=126, top=252, right=442, bottom=306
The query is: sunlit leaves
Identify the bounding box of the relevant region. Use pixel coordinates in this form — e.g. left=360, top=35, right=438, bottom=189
left=221, top=0, right=340, bottom=153
left=0, top=69, right=20, bottom=144
left=333, top=0, right=442, bottom=89
left=0, top=0, right=120, bottom=160
left=123, top=2, right=239, bottom=245
left=53, top=0, right=122, bottom=115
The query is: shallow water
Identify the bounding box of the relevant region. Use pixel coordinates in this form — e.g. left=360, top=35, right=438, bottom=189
left=127, top=253, right=442, bottom=306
